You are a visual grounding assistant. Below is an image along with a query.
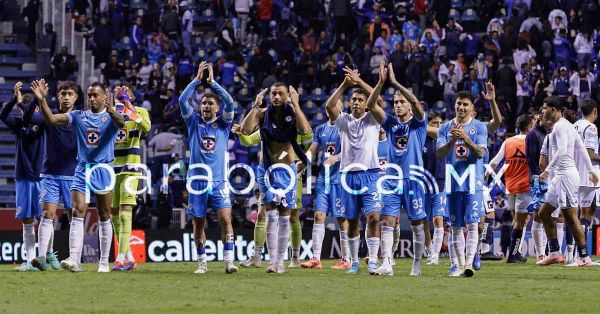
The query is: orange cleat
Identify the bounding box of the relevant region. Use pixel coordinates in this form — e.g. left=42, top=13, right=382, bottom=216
left=331, top=259, right=351, bottom=270
left=300, top=257, right=323, bottom=269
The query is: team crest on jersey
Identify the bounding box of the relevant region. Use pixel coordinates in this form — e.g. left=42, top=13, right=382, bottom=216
left=116, top=128, right=128, bottom=143
left=211, top=123, right=218, bottom=129
left=455, top=144, right=468, bottom=159
left=325, top=143, right=337, bottom=156
left=469, top=128, right=475, bottom=135
left=379, top=157, right=387, bottom=167
left=202, top=136, right=216, bottom=152
left=86, top=129, right=101, bottom=146
left=395, top=135, right=408, bottom=151
left=101, top=116, right=107, bottom=123
left=285, top=116, right=292, bottom=122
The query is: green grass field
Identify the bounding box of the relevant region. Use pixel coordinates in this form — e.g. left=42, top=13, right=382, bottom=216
left=2, top=259, right=600, bottom=314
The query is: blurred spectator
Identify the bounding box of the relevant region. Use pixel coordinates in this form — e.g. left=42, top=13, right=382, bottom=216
left=21, top=0, right=40, bottom=46
left=569, top=66, right=595, bottom=108
left=235, top=0, right=253, bottom=44
left=180, top=1, right=193, bottom=56
left=93, top=16, right=112, bottom=65
left=51, top=46, right=79, bottom=81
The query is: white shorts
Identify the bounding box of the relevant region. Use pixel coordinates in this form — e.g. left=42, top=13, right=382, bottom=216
left=482, top=186, right=494, bottom=214
left=551, top=208, right=560, bottom=218
left=546, top=173, right=579, bottom=210
left=578, top=186, right=598, bottom=208
left=507, top=193, right=532, bottom=214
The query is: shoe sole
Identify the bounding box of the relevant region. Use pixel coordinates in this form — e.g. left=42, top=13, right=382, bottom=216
left=31, top=259, right=46, bottom=271
left=463, top=268, right=474, bottom=277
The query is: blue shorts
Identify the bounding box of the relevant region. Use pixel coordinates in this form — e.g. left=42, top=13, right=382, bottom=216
left=257, top=163, right=297, bottom=209
left=15, top=179, right=41, bottom=219
left=447, top=191, right=483, bottom=227
left=425, top=192, right=448, bottom=219
left=381, top=179, right=427, bottom=221
left=40, top=175, right=73, bottom=208
left=313, top=181, right=343, bottom=217
left=339, top=170, right=382, bottom=220
left=187, top=181, right=232, bottom=218
left=71, top=163, right=115, bottom=195
left=527, top=175, right=548, bottom=212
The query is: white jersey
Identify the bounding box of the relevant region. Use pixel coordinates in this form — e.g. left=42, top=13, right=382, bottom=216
left=546, top=118, right=592, bottom=177
left=574, top=118, right=599, bottom=186
left=335, top=111, right=381, bottom=171
left=540, top=134, right=553, bottom=180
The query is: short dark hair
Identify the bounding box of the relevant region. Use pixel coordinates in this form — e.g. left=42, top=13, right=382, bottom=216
left=543, top=95, right=561, bottom=109
left=563, top=109, right=578, bottom=123
left=455, top=91, right=474, bottom=103
left=516, top=114, right=533, bottom=132
left=57, top=81, right=79, bottom=93
left=202, top=92, right=220, bottom=104
left=581, top=98, right=598, bottom=116
left=428, top=111, right=442, bottom=121
left=89, top=82, right=106, bottom=92
left=351, top=88, right=369, bottom=99
left=521, top=62, right=528, bottom=69
left=270, top=82, right=288, bottom=91
left=116, top=82, right=136, bottom=95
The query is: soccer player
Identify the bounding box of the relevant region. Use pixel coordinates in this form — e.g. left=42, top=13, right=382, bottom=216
left=422, top=111, right=448, bottom=265
left=0, top=82, right=45, bottom=272
left=299, top=99, right=349, bottom=270
left=32, top=79, right=125, bottom=272
left=437, top=91, right=487, bottom=277
left=373, top=64, right=427, bottom=276
left=27, top=81, right=78, bottom=271
left=179, top=62, right=237, bottom=274
left=537, top=99, right=598, bottom=267
left=325, top=62, right=385, bottom=274
left=110, top=83, right=151, bottom=271
left=487, top=114, right=533, bottom=263
left=240, top=82, right=312, bottom=274
left=573, top=99, right=600, bottom=265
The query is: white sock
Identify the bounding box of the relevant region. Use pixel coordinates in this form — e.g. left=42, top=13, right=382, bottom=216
left=451, top=227, right=466, bottom=267
left=99, top=220, right=113, bottom=265
left=254, top=246, right=262, bottom=258
left=518, top=226, right=527, bottom=255
left=23, top=223, right=36, bottom=263
left=126, top=250, right=135, bottom=262
left=339, top=229, right=350, bottom=261
left=224, top=233, right=234, bottom=263
left=410, top=224, right=425, bottom=263
left=448, top=230, right=458, bottom=266
left=566, top=244, right=575, bottom=260
left=37, top=218, right=54, bottom=258
left=556, top=222, right=564, bottom=251
left=69, top=217, right=84, bottom=263
left=265, top=210, right=279, bottom=264
left=348, top=236, right=360, bottom=264
left=117, top=253, right=126, bottom=263
left=392, top=226, right=400, bottom=253
left=49, top=223, right=55, bottom=253
left=432, top=227, right=444, bottom=258
left=532, top=221, right=545, bottom=257
left=198, top=250, right=207, bottom=264
left=381, top=226, right=394, bottom=266
left=366, top=237, right=380, bottom=263
left=465, top=223, right=479, bottom=266
left=277, top=215, right=290, bottom=264
left=312, top=223, right=325, bottom=260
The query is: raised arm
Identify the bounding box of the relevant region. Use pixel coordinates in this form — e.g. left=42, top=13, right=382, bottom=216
left=482, top=81, right=502, bottom=132
left=388, top=63, right=424, bottom=121
left=289, top=86, right=312, bottom=135
left=326, top=76, right=353, bottom=121
left=179, top=61, right=208, bottom=118
left=344, top=67, right=374, bottom=94
left=105, top=93, right=126, bottom=128
left=232, top=123, right=262, bottom=147
left=31, top=79, right=69, bottom=126
left=365, top=61, right=387, bottom=123
left=239, top=88, right=267, bottom=134
left=207, top=63, right=234, bottom=124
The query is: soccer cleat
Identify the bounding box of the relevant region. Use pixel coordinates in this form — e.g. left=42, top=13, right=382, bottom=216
left=463, top=266, right=475, bottom=277
left=60, top=259, right=82, bottom=272
left=112, top=261, right=125, bottom=271
left=240, top=254, right=261, bottom=268
left=576, top=258, right=593, bottom=267
left=225, top=262, right=239, bottom=274
left=390, top=258, right=396, bottom=266
left=46, top=252, right=61, bottom=270
left=266, top=263, right=277, bottom=273
left=427, top=255, right=439, bottom=265
left=448, top=264, right=462, bottom=277
left=31, top=256, right=47, bottom=271
left=347, top=262, right=360, bottom=274
left=473, top=252, right=481, bottom=270
left=536, top=254, right=565, bottom=266
left=15, top=262, right=39, bottom=272
left=371, top=264, right=394, bottom=276
left=276, top=263, right=285, bottom=274
left=288, top=257, right=301, bottom=268
left=194, top=262, right=208, bottom=274
left=480, top=251, right=503, bottom=261
left=506, top=253, right=528, bottom=264
left=331, top=259, right=351, bottom=270
left=97, top=263, right=110, bottom=273
left=367, top=261, right=380, bottom=274
left=410, top=262, right=422, bottom=277
left=536, top=255, right=546, bottom=263
left=300, top=257, right=323, bottom=269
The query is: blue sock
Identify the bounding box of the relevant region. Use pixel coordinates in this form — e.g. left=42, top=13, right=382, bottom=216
left=197, top=246, right=205, bottom=256
left=549, top=238, right=560, bottom=253
left=509, top=228, right=523, bottom=257
left=224, top=242, right=234, bottom=250
left=484, top=218, right=494, bottom=245
left=565, top=225, right=574, bottom=246
left=577, top=245, right=589, bottom=258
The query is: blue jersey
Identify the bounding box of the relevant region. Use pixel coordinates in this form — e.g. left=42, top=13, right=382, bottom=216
left=66, top=110, right=119, bottom=164
left=381, top=114, right=427, bottom=179
left=378, top=138, right=389, bottom=172
left=437, top=118, right=487, bottom=193
left=402, top=21, right=421, bottom=42
left=313, top=122, right=341, bottom=184
left=423, top=135, right=445, bottom=194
